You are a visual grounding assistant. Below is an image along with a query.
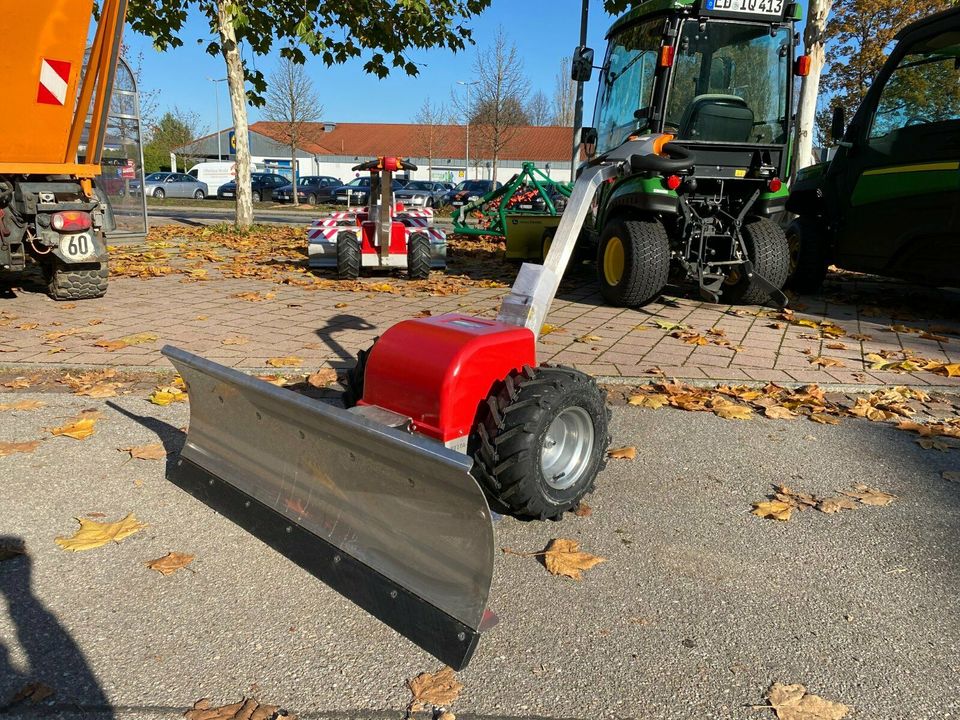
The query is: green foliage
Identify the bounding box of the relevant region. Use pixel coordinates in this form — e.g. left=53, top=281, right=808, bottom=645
left=142, top=112, right=197, bottom=172
left=126, top=0, right=493, bottom=105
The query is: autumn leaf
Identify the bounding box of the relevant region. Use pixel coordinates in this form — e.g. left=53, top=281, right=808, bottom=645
left=763, top=682, right=849, bottom=720
left=407, top=666, right=463, bottom=713
left=931, top=363, right=960, bottom=378
left=267, top=356, right=303, bottom=368
left=841, top=482, right=896, bottom=506
left=15, top=322, right=40, bottom=330
left=809, top=413, right=841, bottom=425
left=817, top=496, right=859, bottom=514
left=49, top=411, right=101, bottom=440
left=149, top=387, right=187, bottom=405
left=810, top=356, right=845, bottom=368
left=256, top=375, right=289, bottom=387
left=572, top=502, right=592, bottom=517
left=122, top=443, right=167, bottom=461
left=221, top=336, right=249, bottom=346
left=145, top=551, right=194, bottom=576
left=94, top=332, right=158, bottom=352
left=751, top=499, right=794, bottom=521
left=3, top=377, right=33, bottom=389
left=920, top=331, right=949, bottom=343
left=10, top=682, right=54, bottom=705
left=306, top=369, right=337, bottom=388
left=0, top=439, right=41, bottom=458
left=825, top=342, right=847, bottom=350
left=628, top=393, right=669, bottom=409
left=0, top=399, right=44, bottom=411
left=764, top=405, right=799, bottom=420
left=713, top=403, right=753, bottom=420
left=575, top=334, right=602, bottom=343
left=542, top=538, right=606, bottom=580
left=607, top=446, right=637, bottom=460
left=651, top=319, right=689, bottom=331
left=848, top=333, right=873, bottom=341
left=55, top=514, right=146, bottom=551
left=184, top=698, right=292, bottom=720
left=334, top=302, right=348, bottom=309
left=540, top=323, right=566, bottom=336
left=917, top=437, right=953, bottom=451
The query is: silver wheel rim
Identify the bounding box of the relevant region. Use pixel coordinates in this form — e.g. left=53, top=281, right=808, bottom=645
left=540, top=406, right=595, bottom=491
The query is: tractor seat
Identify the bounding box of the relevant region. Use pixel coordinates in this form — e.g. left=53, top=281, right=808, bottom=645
left=677, top=94, right=754, bottom=143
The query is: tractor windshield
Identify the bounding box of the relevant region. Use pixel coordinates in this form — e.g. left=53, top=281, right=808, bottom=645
left=665, top=21, right=791, bottom=144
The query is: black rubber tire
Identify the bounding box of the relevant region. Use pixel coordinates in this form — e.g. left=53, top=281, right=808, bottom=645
left=597, top=217, right=670, bottom=307
left=336, top=232, right=360, bottom=280
left=45, top=260, right=108, bottom=300
left=407, top=232, right=431, bottom=280
left=723, top=217, right=791, bottom=304
left=426, top=197, right=434, bottom=208
left=153, top=188, right=165, bottom=199
left=307, top=194, right=317, bottom=205
left=785, top=217, right=829, bottom=292
left=342, top=342, right=375, bottom=408
left=193, top=189, right=205, bottom=200
left=252, top=191, right=261, bottom=202
left=470, top=365, right=611, bottom=520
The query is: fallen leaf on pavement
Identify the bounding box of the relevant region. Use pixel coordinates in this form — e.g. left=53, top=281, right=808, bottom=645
left=267, top=356, right=303, bottom=368
left=931, top=363, right=960, bottom=378
left=825, top=342, right=847, bottom=350
left=0, top=400, right=44, bottom=411
left=146, top=552, right=194, bottom=576
left=763, top=682, right=849, bottom=720
left=575, top=334, right=602, bottom=343
left=256, top=375, right=289, bottom=387
left=221, top=336, right=249, bottom=346
left=751, top=499, right=794, bottom=521
left=809, top=413, right=841, bottom=425
left=49, top=411, right=101, bottom=440
left=542, top=538, right=606, bottom=580
left=306, top=369, right=338, bottom=388
left=713, top=403, right=753, bottom=420
left=184, top=697, right=293, bottom=720
left=628, top=393, right=669, bottom=409
left=917, top=437, right=953, bottom=451
left=809, top=356, right=845, bottom=368
left=607, top=446, right=637, bottom=460
left=572, top=502, right=592, bottom=517
left=0, top=539, right=26, bottom=562
left=149, top=387, right=187, bottom=405
left=0, top=439, right=41, bottom=458
left=94, top=332, right=158, bottom=352
left=9, top=682, right=54, bottom=705
left=651, top=320, right=689, bottom=331
left=764, top=406, right=799, bottom=420
left=122, top=443, right=167, bottom=461
left=817, top=496, right=859, bottom=514
left=841, top=482, right=896, bottom=506
left=407, top=666, right=463, bottom=713
left=2, top=377, right=33, bottom=389
left=55, top=513, right=146, bottom=551
left=233, top=291, right=275, bottom=302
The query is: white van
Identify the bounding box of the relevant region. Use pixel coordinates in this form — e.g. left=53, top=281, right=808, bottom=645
left=187, top=162, right=235, bottom=191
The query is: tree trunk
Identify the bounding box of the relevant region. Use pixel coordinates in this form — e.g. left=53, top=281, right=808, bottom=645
left=217, top=0, right=253, bottom=229
left=492, top=151, right=498, bottom=184
left=793, top=0, right=832, bottom=177
left=291, top=142, right=299, bottom=206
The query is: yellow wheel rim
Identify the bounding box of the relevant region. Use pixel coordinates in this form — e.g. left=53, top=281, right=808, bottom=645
left=603, top=236, right=625, bottom=286
left=542, top=235, right=553, bottom=261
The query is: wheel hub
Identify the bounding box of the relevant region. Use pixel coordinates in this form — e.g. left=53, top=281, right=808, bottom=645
left=603, top=236, right=625, bottom=285
left=540, top=406, right=595, bottom=491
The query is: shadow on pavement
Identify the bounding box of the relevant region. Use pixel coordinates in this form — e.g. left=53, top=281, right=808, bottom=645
left=0, top=539, right=114, bottom=718
left=314, top=313, right=377, bottom=366
left=106, top=401, right=185, bottom=478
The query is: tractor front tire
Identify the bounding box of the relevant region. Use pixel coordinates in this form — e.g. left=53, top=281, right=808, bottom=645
left=724, top=217, right=790, bottom=304
left=785, top=217, right=829, bottom=293
left=336, top=232, right=360, bottom=280
left=44, top=260, right=108, bottom=300
left=342, top=342, right=375, bottom=408
left=470, top=365, right=611, bottom=520
left=597, top=217, right=669, bottom=307
left=407, top=232, right=431, bottom=280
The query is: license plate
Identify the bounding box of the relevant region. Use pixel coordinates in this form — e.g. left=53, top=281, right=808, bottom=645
left=59, top=233, right=97, bottom=262
left=704, top=0, right=783, bottom=16
left=221, top=192, right=234, bottom=198
left=452, top=201, right=464, bottom=206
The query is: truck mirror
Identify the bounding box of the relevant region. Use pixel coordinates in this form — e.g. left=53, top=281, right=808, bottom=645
left=571, top=46, right=595, bottom=82
left=579, top=127, right=598, bottom=157
left=830, top=106, right=845, bottom=143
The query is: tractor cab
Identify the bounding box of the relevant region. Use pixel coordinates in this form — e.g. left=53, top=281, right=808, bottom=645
left=576, top=0, right=805, bottom=305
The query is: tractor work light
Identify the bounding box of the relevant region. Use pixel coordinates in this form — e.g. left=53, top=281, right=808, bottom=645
left=51, top=211, right=92, bottom=232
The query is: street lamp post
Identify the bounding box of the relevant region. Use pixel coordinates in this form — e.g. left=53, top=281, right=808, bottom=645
left=207, top=77, right=227, bottom=161
left=456, top=80, right=479, bottom=181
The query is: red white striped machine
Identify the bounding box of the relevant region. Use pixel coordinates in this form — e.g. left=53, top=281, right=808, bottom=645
left=306, top=157, right=446, bottom=279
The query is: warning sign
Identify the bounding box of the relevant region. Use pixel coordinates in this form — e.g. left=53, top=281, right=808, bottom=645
left=37, top=58, right=70, bottom=106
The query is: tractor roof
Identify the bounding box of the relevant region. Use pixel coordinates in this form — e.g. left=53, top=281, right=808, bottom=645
left=606, top=0, right=696, bottom=38
left=894, top=5, right=960, bottom=41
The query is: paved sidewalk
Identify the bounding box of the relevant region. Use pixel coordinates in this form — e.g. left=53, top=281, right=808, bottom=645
left=1, top=227, right=959, bottom=389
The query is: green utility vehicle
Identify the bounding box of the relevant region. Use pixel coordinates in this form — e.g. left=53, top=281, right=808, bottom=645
left=786, top=8, right=960, bottom=291
left=573, top=0, right=807, bottom=305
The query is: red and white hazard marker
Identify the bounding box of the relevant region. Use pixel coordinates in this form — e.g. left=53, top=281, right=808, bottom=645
left=37, top=58, right=71, bottom=106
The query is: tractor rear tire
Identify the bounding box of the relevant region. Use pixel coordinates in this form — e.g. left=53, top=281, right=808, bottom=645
left=342, top=342, right=375, bottom=408
left=785, top=217, right=829, bottom=293
left=597, top=217, right=669, bottom=307
left=44, top=260, right=108, bottom=300
left=470, top=365, right=611, bottom=520
left=407, top=232, right=431, bottom=280
left=724, top=217, right=790, bottom=305
left=336, top=232, right=360, bottom=280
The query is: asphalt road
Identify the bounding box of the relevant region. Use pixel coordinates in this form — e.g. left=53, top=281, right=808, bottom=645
left=1, top=389, right=959, bottom=719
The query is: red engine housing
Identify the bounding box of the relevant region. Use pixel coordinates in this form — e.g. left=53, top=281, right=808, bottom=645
left=360, top=314, right=537, bottom=445
left=360, top=219, right=407, bottom=255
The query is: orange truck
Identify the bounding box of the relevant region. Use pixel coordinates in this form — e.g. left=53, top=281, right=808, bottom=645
left=0, top=0, right=128, bottom=299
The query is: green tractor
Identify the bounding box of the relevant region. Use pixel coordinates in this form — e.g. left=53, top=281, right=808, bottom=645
left=573, top=0, right=807, bottom=306
left=786, top=7, right=960, bottom=291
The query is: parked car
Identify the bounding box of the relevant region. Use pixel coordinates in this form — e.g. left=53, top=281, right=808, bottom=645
left=132, top=172, right=208, bottom=200
left=217, top=172, right=289, bottom=202
left=332, top=177, right=373, bottom=204
left=274, top=175, right=342, bottom=205
left=394, top=180, right=448, bottom=208
left=442, top=179, right=503, bottom=208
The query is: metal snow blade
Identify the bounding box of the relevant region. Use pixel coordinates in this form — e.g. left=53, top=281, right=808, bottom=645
left=162, top=346, right=497, bottom=670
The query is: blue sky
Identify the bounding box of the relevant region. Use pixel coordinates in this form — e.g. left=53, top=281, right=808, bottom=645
left=124, top=0, right=621, bottom=134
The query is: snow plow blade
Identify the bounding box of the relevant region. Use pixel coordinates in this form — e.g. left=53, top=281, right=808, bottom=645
left=162, top=346, right=496, bottom=670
